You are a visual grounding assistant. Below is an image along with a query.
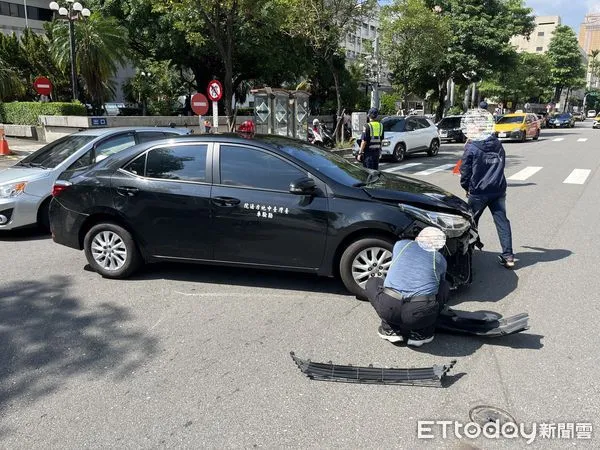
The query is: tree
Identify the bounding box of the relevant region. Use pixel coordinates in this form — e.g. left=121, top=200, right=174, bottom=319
left=276, top=0, right=376, bottom=134
left=48, top=13, right=130, bottom=109
left=0, top=56, right=23, bottom=101
left=380, top=0, right=451, bottom=114
left=546, top=25, right=586, bottom=103
left=588, top=49, right=600, bottom=88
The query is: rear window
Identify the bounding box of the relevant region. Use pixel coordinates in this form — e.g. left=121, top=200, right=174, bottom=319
left=496, top=116, right=525, bottom=124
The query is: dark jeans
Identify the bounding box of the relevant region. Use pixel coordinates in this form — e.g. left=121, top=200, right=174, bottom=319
left=468, top=193, right=513, bottom=257
left=362, top=150, right=380, bottom=170
left=365, top=277, right=450, bottom=338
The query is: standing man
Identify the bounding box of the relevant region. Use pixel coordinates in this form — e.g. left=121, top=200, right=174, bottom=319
left=460, top=102, right=515, bottom=268
left=357, top=108, right=383, bottom=170
left=365, top=227, right=450, bottom=347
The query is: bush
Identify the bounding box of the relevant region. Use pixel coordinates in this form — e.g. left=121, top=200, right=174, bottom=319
left=1, top=102, right=87, bottom=125
left=0, top=102, right=5, bottom=123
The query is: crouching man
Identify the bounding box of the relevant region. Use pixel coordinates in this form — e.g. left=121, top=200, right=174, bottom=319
left=365, top=227, right=450, bottom=347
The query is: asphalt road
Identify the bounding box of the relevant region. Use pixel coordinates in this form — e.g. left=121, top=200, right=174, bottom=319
left=1, top=123, right=599, bottom=449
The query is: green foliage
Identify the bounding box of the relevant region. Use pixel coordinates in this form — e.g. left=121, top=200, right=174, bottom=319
left=2, top=102, right=87, bottom=125
left=379, top=92, right=400, bottom=115
left=547, top=25, right=586, bottom=101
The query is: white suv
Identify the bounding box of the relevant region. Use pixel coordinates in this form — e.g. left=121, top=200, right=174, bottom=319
left=353, top=116, right=441, bottom=162
left=587, top=109, right=597, bottom=118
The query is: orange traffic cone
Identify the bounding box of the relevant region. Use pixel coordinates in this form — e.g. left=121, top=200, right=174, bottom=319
left=0, top=133, right=13, bottom=156
left=452, top=159, right=462, bottom=175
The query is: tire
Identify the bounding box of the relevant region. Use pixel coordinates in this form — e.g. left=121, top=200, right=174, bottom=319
left=427, top=139, right=440, bottom=156
left=521, top=131, right=527, bottom=143
left=533, top=129, right=540, bottom=140
left=84, top=222, right=142, bottom=279
left=37, top=198, right=51, bottom=233
left=339, top=237, right=394, bottom=298
left=391, top=143, right=405, bottom=162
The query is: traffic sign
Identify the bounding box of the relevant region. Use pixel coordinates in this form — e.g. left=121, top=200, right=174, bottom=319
left=191, top=93, right=209, bottom=115
left=207, top=80, right=223, bottom=102
left=33, top=76, right=53, bottom=96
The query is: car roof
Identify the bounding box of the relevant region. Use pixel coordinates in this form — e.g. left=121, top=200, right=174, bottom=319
left=73, top=127, right=191, bottom=137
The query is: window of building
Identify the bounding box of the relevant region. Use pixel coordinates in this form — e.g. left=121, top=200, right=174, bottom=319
left=536, top=47, right=543, bottom=52
left=538, top=31, right=545, bottom=37
left=0, top=2, right=53, bottom=21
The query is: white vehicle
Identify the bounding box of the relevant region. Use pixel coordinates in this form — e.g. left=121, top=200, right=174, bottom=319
left=587, top=109, right=597, bottom=118
left=353, top=116, right=441, bottom=162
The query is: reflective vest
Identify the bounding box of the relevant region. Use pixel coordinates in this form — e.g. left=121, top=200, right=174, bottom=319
left=367, top=121, right=383, bottom=152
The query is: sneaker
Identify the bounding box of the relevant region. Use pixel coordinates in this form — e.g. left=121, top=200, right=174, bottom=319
left=407, top=335, right=435, bottom=347
left=498, top=255, right=515, bottom=269
left=378, top=325, right=404, bottom=343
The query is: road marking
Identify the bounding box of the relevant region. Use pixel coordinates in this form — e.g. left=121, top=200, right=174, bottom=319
left=563, top=169, right=591, bottom=185
left=577, top=138, right=588, bottom=142
left=413, top=164, right=455, bottom=176
left=384, top=163, right=423, bottom=173
left=552, top=138, right=564, bottom=142
left=508, top=166, right=543, bottom=181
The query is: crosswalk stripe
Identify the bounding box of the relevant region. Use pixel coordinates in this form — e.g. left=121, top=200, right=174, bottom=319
left=384, top=163, right=423, bottom=173
left=508, top=166, right=543, bottom=181
left=577, top=138, right=588, bottom=142
left=563, top=169, right=591, bottom=185
left=413, top=164, right=455, bottom=176
left=552, top=138, right=564, bottom=142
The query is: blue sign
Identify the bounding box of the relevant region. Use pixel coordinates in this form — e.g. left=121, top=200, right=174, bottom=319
left=91, top=117, right=108, bottom=127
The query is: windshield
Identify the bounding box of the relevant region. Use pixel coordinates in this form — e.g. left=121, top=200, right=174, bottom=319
left=438, top=117, right=462, bottom=128
left=554, top=114, right=571, bottom=119
left=276, top=141, right=370, bottom=186
left=496, top=116, right=525, bottom=125
left=382, top=118, right=405, bottom=132
left=18, top=135, right=95, bottom=169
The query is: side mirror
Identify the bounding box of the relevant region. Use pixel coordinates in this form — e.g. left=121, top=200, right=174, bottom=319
left=289, top=177, right=317, bottom=195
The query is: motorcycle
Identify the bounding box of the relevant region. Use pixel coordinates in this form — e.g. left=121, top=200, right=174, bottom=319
left=308, top=125, right=335, bottom=148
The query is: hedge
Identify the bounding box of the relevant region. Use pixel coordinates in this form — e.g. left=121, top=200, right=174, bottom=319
left=1, top=102, right=87, bottom=125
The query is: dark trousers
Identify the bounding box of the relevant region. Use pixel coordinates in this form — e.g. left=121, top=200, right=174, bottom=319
left=365, top=278, right=450, bottom=338
left=468, top=193, right=513, bottom=257
left=362, top=151, right=380, bottom=170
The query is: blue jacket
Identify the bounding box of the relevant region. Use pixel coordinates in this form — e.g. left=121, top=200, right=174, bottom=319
left=460, top=136, right=507, bottom=197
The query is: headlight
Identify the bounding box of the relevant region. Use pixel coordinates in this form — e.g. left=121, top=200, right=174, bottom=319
left=382, top=139, right=391, bottom=147
left=0, top=181, right=27, bottom=199
left=400, top=204, right=470, bottom=238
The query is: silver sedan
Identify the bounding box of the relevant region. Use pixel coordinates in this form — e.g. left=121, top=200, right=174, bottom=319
left=0, top=127, right=190, bottom=231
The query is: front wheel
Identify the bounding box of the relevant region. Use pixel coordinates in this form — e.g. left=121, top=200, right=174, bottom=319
left=391, top=143, right=405, bottom=162
left=533, top=129, right=540, bottom=140
left=84, top=223, right=142, bottom=279
left=427, top=139, right=440, bottom=156
left=339, top=237, right=394, bottom=298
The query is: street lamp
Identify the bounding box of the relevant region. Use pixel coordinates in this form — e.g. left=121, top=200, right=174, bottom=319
left=49, top=1, right=91, bottom=101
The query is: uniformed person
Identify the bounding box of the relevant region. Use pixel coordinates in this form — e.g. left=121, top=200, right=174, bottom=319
left=357, top=108, right=383, bottom=170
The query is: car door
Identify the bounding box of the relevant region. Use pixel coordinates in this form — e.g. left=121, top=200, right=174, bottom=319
left=211, top=143, right=328, bottom=269
left=111, top=142, right=213, bottom=259
left=416, top=117, right=436, bottom=148
left=404, top=117, right=423, bottom=152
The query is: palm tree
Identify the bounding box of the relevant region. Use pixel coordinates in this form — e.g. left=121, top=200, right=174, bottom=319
left=589, top=49, right=600, bottom=88
left=49, top=13, right=130, bottom=108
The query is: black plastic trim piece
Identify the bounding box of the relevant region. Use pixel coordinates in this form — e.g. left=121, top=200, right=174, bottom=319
left=436, top=309, right=529, bottom=337
left=290, top=352, right=456, bottom=387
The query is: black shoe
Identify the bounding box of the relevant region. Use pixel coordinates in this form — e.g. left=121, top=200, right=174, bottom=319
left=498, top=255, right=515, bottom=269
left=377, top=325, right=403, bottom=343
left=407, top=329, right=435, bottom=347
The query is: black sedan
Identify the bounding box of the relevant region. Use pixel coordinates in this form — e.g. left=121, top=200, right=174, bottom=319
left=548, top=113, right=575, bottom=128
left=49, top=135, right=477, bottom=296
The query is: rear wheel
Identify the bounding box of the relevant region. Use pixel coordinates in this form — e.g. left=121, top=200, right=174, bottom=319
left=427, top=139, right=440, bottom=156
left=84, top=223, right=142, bottom=279
left=339, top=237, right=394, bottom=298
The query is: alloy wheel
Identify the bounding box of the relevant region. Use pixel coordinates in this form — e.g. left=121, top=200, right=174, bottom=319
left=91, top=231, right=128, bottom=271
left=351, top=247, right=393, bottom=288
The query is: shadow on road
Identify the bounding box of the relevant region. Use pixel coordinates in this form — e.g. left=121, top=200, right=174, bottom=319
left=0, top=228, right=50, bottom=242
left=0, top=276, right=158, bottom=432
left=507, top=182, right=536, bottom=188
left=515, top=246, right=572, bottom=270
left=126, top=262, right=349, bottom=296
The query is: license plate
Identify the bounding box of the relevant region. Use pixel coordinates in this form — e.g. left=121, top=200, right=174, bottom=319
left=498, top=132, right=507, bottom=138
left=440, top=130, right=448, bottom=137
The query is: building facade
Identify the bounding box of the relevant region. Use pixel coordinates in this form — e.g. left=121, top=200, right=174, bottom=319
left=510, top=16, right=561, bottom=54
left=579, top=13, right=600, bottom=89
left=0, top=0, right=52, bottom=36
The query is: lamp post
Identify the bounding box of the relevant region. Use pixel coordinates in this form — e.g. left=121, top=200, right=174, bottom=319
left=49, top=1, right=91, bottom=101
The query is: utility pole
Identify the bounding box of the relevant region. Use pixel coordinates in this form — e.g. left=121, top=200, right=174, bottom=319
left=370, top=35, right=380, bottom=110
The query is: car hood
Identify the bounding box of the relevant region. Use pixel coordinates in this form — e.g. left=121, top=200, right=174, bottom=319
left=0, top=167, right=52, bottom=184
left=364, top=172, right=470, bottom=216
left=494, top=123, right=524, bottom=131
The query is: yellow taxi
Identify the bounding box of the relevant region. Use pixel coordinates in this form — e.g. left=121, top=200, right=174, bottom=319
left=494, top=113, right=540, bottom=142
left=593, top=114, right=600, bottom=129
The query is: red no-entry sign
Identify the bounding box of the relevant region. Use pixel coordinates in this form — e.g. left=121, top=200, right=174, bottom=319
left=207, top=80, right=223, bottom=102
left=191, top=93, right=209, bottom=116
left=33, top=76, right=53, bottom=96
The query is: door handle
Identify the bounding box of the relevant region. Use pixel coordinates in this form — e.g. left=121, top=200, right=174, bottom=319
left=116, top=186, right=140, bottom=197
left=212, top=196, right=241, bottom=207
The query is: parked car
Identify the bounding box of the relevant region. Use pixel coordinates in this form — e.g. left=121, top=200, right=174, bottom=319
left=494, top=113, right=541, bottom=141
left=49, top=135, right=477, bottom=297
left=437, top=115, right=466, bottom=143
left=572, top=111, right=585, bottom=122
left=593, top=114, right=600, bottom=129
left=586, top=109, right=597, bottom=118
left=0, top=127, right=190, bottom=231
left=352, top=116, right=441, bottom=162
left=547, top=113, right=575, bottom=128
